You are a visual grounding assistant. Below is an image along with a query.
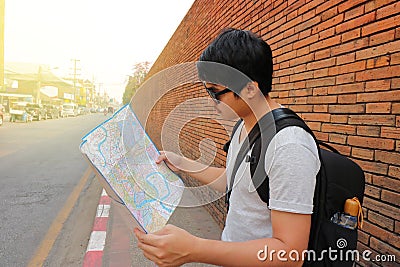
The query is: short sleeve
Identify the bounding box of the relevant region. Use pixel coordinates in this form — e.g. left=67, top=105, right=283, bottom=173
left=265, top=127, right=320, bottom=214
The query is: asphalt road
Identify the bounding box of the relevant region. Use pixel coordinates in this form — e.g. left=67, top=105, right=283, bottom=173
left=0, top=113, right=108, bottom=266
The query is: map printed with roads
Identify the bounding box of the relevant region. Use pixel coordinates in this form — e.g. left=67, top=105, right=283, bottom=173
left=80, top=105, right=184, bottom=233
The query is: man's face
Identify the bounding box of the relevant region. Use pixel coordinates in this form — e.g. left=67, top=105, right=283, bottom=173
left=203, top=83, right=239, bottom=120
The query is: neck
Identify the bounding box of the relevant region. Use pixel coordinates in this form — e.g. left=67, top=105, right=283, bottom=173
left=242, top=95, right=280, bottom=133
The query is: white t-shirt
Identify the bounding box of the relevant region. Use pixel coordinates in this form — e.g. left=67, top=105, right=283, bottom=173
left=221, top=122, right=320, bottom=242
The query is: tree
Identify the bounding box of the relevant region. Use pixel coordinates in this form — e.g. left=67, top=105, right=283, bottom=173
left=122, top=61, right=151, bottom=104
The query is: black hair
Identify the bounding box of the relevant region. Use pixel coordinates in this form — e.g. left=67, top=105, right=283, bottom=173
left=199, top=28, right=273, bottom=95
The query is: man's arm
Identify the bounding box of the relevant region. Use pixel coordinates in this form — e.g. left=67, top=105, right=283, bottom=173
left=156, top=151, right=227, bottom=192
left=135, top=210, right=311, bottom=267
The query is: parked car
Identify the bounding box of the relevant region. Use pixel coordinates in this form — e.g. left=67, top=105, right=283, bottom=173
left=78, top=106, right=90, bottom=115
left=61, top=103, right=78, bottom=117
left=43, top=104, right=60, bottom=119
left=26, top=103, right=47, bottom=121
left=9, top=102, right=33, bottom=123
left=0, top=104, right=4, bottom=126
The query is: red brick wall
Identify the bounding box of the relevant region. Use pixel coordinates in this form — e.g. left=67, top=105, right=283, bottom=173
left=145, top=0, right=400, bottom=264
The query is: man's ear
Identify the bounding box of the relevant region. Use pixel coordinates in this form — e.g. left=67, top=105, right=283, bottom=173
left=244, top=82, right=260, bottom=99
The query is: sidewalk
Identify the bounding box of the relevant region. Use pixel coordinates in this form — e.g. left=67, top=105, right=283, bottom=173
left=85, top=189, right=223, bottom=267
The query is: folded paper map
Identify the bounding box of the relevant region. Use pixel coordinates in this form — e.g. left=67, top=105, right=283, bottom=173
left=80, top=104, right=184, bottom=233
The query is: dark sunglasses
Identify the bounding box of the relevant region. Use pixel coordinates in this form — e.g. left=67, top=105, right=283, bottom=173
left=203, top=83, right=232, bottom=104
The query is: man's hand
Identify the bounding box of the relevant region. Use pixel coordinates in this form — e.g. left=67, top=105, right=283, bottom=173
left=156, top=151, right=182, bottom=172
left=134, top=224, right=199, bottom=267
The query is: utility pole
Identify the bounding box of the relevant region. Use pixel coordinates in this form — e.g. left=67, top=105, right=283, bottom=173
left=0, top=0, right=5, bottom=92
left=70, top=58, right=80, bottom=103
left=36, top=65, right=42, bottom=103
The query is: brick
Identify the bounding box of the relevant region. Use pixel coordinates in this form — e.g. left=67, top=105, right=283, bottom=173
left=365, top=173, right=373, bottom=184
left=393, top=103, right=400, bottom=114
left=328, top=133, right=347, bottom=144
left=356, top=39, right=400, bottom=60
left=366, top=55, right=390, bottom=68
left=370, top=237, right=400, bottom=258
left=336, top=73, right=356, bottom=85
left=346, top=6, right=365, bottom=22
left=331, top=115, right=348, bottom=123
left=369, top=29, right=395, bottom=46
left=381, top=190, right=400, bottom=207
left=296, top=46, right=314, bottom=57
left=298, top=28, right=312, bottom=40
left=365, top=0, right=397, bottom=13
left=288, top=88, right=312, bottom=97
left=366, top=102, right=391, bottom=113
left=321, top=6, right=339, bottom=22
left=364, top=197, right=400, bottom=220
left=313, top=104, right=328, bottom=112
left=306, top=57, right=336, bottom=70
left=334, top=60, right=367, bottom=75
left=381, top=127, right=400, bottom=139
left=373, top=175, right=400, bottom=192
left=319, top=27, right=336, bottom=40
left=313, top=87, right=328, bottom=96
left=306, top=77, right=336, bottom=87
left=290, top=70, right=313, bottom=82
left=337, top=52, right=356, bottom=65
left=362, top=14, right=400, bottom=36
left=349, top=115, right=396, bottom=126
left=352, top=147, right=374, bottom=160
left=307, top=95, right=337, bottom=104
left=298, top=0, right=324, bottom=15
left=342, top=28, right=362, bottom=42
left=365, top=184, right=382, bottom=198
left=329, top=143, right=351, bottom=155
left=357, top=90, right=400, bottom=102
left=292, top=34, right=319, bottom=49
left=322, top=123, right=357, bottom=134
left=328, top=83, right=364, bottom=94
left=354, top=158, right=388, bottom=175
left=357, top=126, right=381, bottom=137
left=311, top=13, right=344, bottom=34
left=388, top=166, right=400, bottom=179
left=313, top=68, right=329, bottom=78
left=315, top=0, right=344, bottom=14
left=295, top=15, right=321, bottom=33
left=357, top=230, right=370, bottom=245
left=375, top=151, right=400, bottom=166
left=392, top=51, right=400, bottom=65
left=338, top=94, right=357, bottom=104
left=356, top=65, right=400, bottom=82
left=393, top=78, right=400, bottom=89
left=310, top=35, right=341, bottom=51
left=348, top=135, right=395, bottom=150
left=365, top=79, right=391, bottom=92
left=301, top=112, right=331, bottom=122
left=331, top=37, right=369, bottom=56
left=289, top=104, right=313, bottom=113
left=336, top=12, right=376, bottom=34
left=329, top=104, right=365, bottom=114
left=338, top=0, right=368, bottom=13
left=376, top=1, right=400, bottom=20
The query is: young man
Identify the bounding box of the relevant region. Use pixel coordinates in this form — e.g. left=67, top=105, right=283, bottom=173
left=134, top=28, right=320, bottom=266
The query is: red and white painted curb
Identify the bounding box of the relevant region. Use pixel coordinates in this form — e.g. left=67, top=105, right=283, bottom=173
left=82, top=189, right=111, bottom=267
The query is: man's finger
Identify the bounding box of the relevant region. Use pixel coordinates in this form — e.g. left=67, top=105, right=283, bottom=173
left=134, top=229, right=164, bottom=246
left=155, top=153, right=167, bottom=164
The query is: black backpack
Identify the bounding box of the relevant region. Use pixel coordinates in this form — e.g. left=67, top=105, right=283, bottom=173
left=224, top=108, right=365, bottom=266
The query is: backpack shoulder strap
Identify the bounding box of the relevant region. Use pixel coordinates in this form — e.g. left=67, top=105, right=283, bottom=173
left=223, top=119, right=243, bottom=153
left=249, top=108, right=315, bottom=204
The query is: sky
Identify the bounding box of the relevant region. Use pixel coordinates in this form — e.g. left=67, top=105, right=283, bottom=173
left=4, top=0, right=195, bottom=101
